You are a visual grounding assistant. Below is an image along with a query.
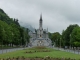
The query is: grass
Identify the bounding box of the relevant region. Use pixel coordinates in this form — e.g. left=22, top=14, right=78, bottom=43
left=0, top=47, right=80, bottom=59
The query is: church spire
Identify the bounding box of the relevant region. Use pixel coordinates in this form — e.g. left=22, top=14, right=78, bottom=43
left=40, top=14, right=42, bottom=21
left=39, top=14, right=43, bottom=30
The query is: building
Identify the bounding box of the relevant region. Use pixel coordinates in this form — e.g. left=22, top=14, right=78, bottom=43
left=29, top=14, right=52, bottom=47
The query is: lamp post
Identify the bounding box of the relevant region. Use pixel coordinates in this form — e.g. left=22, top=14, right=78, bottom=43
left=70, top=34, right=71, bottom=49
left=2, top=28, right=5, bottom=53
left=60, top=38, right=61, bottom=48
left=2, top=38, right=3, bottom=54
left=21, top=37, right=22, bottom=47
left=69, top=34, right=72, bottom=52
left=12, top=32, right=14, bottom=47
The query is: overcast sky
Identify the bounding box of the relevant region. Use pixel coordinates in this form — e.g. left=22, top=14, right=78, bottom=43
left=0, top=0, right=80, bottom=33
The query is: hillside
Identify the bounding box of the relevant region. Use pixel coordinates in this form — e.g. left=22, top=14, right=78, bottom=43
left=0, top=8, right=29, bottom=47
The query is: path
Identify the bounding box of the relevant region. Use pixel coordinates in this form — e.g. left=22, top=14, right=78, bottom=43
left=53, top=47, right=80, bottom=54
left=0, top=48, right=25, bottom=54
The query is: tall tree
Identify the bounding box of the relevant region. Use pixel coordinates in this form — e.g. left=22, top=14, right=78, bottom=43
left=51, top=32, right=61, bottom=47
left=62, top=24, right=79, bottom=48
left=70, top=27, right=80, bottom=47
left=0, top=8, right=30, bottom=48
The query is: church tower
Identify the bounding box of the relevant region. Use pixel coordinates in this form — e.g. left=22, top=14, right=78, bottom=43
left=39, top=14, right=43, bottom=38
left=39, top=14, right=43, bottom=30
left=29, top=14, right=52, bottom=47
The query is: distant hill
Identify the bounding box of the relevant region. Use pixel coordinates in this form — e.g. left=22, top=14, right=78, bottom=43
left=25, top=25, right=35, bottom=32
left=0, top=8, right=30, bottom=46
left=20, top=22, right=35, bottom=32
left=0, top=8, right=20, bottom=27
left=0, top=8, right=14, bottom=24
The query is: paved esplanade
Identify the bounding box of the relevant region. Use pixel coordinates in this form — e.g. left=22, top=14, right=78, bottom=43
left=0, top=48, right=24, bottom=54
left=53, top=47, right=80, bottom=54
left=0, top=47, right=80, bottom=55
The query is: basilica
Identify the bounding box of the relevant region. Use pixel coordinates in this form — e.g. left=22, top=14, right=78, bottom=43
left=29, top=15, right=52, bottom=47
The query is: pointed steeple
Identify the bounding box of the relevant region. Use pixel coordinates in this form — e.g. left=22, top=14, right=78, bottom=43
left=39, top=14, right=43, bottom=30
left=40, top=14, right=42, bottom=21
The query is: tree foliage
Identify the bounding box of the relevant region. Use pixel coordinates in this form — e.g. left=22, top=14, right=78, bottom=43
left=62, top=24, right=79, bottom=48
left=70, top=27, right=80, bottom=47
left=0, top=8, right=30, bottom=47
left=49, top=32, right=61, bottom=47
left=49, top=24, right=80, bottom=48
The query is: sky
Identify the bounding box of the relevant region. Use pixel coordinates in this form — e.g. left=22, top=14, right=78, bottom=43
left=0, top=0, right=80, bottom=33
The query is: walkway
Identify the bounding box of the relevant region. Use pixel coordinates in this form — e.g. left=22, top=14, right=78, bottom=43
left=53, top=47, right=80, bottom=54
left=0, top=48, right=25, bottom=54
left=0, top=47, right=80, bottom=54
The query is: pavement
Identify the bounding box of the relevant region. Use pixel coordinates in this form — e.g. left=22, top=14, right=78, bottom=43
left=0, top=47, right=80, bottom=55
left=53, top=47, right=80, bottom=54
left=0, top=48, right=25, bottom=54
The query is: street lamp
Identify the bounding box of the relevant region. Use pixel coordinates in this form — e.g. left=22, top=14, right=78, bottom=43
left=60, top=38, right=61, bottom=48
left=2, top=37, right=3, bottom=54
left=12, top=32, right=14, bottom=47
left=70, top=34, right=71, bottom=49
left=21, top=37, right=22, bottom=47
left=2, top=28, right=5, bottom=54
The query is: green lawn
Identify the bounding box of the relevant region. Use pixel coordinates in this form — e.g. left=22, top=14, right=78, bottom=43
left=0, top=47, right=80, bottom=59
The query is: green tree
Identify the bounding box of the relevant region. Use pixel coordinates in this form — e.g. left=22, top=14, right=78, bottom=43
left=70, top=27, right=80, bottom=47
left=0, top=8, right=14, bottom=24
left=51, top=32, right=61, bottom=47
left=62, top=24, right=79, bottom=48
left=0, top=8, right=30, bottom=48
left=48, top=32, right=52, bottom=41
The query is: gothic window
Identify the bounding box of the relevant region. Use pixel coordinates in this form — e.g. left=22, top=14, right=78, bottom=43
left=40, top=35, right=41, bottom=37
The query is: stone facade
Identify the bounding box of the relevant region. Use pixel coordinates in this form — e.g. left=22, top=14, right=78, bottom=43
left=29, top=15, right=52, bottom=47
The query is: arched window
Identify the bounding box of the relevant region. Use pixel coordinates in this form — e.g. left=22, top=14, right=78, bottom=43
left=40, top=35, right=41, bottom=37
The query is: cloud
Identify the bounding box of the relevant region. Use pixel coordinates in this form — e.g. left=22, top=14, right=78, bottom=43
left=0, top=0, right=80, bottom=33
